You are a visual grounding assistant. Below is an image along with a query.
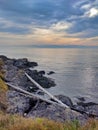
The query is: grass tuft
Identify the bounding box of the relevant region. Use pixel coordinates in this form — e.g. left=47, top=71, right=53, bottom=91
left=0, top=112, right=98, bottom=130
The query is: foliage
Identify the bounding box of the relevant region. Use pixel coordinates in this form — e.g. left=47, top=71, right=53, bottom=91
left=0, top=112, right=98, bottom=130
left=0, top=59, right=8, bottom=111
left=0, top=78, right=8, bottom=111
left=0, top=59, right=5, bottom=79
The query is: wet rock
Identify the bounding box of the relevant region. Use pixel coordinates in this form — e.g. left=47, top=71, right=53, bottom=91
left=26, top=69, right=56, bottom=88
left=77, top=97, right=85, bottom=102
left=38, top=71, right=45, bottom=76
left=47, top=71, right=55, bottom=75
left=74, top=101, right=98, bottom=118
left=77, top=102, right=97, bottom=107
left=0, top=55, right=9, bottom=61
left=50, top=95, right=73, bottom=108
left=27, top=61, right=38, bottom=68
left=13, top=58, right=28, bottom=68
left=85, top=105, right=98, bottom=118
left=13, top=58, right=38, bottom=68
left=55, top=95, right=73, bottom=107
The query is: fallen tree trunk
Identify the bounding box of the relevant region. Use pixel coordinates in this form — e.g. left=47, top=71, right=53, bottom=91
left=25, top=72, right=69, bottom=108
left=6, top=82, right=98, bottom=118
left=25, top=73, right=98, bottom=118
left=6, top=83, right=67, bottom=108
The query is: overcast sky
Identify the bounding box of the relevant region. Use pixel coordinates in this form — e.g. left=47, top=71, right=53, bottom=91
left=0, top=0, right=98, bottom=46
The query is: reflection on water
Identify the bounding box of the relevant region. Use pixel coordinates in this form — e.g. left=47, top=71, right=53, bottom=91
left=0, top=46, right=98, bottom=103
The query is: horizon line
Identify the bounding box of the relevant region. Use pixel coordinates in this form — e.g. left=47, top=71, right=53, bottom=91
left=30, top=44, right=98, bottom=48
left=1, top=44, right=98, bottom=48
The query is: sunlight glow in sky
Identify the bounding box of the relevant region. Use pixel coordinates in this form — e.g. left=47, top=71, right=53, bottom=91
left=89, top=8, right=98, bottom=17
left=0, top=0, right=98, bottom=46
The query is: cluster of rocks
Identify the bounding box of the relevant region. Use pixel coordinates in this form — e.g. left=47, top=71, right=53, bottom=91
left=0, top=55, right=98, bottom=125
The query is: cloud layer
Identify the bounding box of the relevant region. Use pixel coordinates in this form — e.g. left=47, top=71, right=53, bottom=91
left=0, top=0, right=98, bottom=45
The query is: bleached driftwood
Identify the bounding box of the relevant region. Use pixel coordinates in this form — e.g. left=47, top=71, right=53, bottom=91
left=25, top=72, right=69, bottom=108
left=6, top=83, right=67, bottom=108
left=6, top=82, right=98, bottom=117
left=25, top=73, right=98, bottom=117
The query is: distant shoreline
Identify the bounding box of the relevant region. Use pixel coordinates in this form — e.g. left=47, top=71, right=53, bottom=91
left=1, top=44, right=98, bottom=49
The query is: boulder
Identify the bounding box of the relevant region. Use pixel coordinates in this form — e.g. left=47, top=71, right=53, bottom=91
left=47, top=71, right=55, bottom=75
left=0, top=55, right=9, bottom=61
left=54, top=95, right=73, bottom=107
left=74, top=101, right=98, bottom=118
left=26, top=69, right=56, bottom=88
left=27, top=62, right=38, bottom=67
left=38, top=71, right=45, bottom=76
left=13, top=58, right=38, bottom=68
left=77, top=97, right=85, bottom=102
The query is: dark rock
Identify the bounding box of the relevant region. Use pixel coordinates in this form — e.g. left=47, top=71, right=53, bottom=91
left=28, top=104, right=88, bottom=124
left=13, top=58, right=28, bottom=68
left=74, top=105, right=85, bottom=112
left=7, top=90, right=30, bottom=115
left=28, top=70, right=38, bottom=75
left=27, top=62, right=38, bottom=67
left=4, top=65, right=18, bottom=82
left=5, top=59, right=15, bottom=66
left=13, top=58, right=38, bottom=68
left=77, top=97, right=85, bottom=102
left=38, top=77, right=56, bottom=88
left=14, top=59, right=30, bottom=68
left=0, top=55, right=9, bottom=61
left=36, top=90, right=44, bottom=95
left=74, top=101, right=98, bottom=118
left=38, top=71, right=45, bottom=76
left=84, top=105, right=98, bottom=118
left=47, top=71, right=55, bottom=75
left=24, top=99, right=38, bottom=115
left=77, top=102, right=97, bottom=107
left=54, top=95, right=73, bottom=107
left=26, top=69, right=56, bottom=88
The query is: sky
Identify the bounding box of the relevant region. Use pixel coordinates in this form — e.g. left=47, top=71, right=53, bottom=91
left=0, top=0, right=98, bottom=46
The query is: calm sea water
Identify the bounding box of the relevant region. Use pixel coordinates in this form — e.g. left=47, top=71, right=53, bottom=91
left=0, top=46, right=98, bottom=103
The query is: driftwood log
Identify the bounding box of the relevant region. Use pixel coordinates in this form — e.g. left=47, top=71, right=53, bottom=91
left=6, top=83, right=68, bottom=108
left=25, top=73, right=69, bottom=108
left=6, top=73, right=98, bottom=118
left=25, top=73, right=98, bottom=118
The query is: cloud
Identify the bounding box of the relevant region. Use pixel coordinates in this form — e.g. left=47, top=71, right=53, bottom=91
left=0, top=0, right=98, bottom=45
left=88, top=8, right=98, bottom=17
left=66, top=0, right=98, bottom=38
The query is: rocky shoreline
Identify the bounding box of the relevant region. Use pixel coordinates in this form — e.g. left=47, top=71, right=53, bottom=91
left=0, top=55, right=98, bottom=125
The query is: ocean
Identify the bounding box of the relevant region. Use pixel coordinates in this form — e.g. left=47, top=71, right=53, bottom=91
left=0, top=46, right=98, bottom=103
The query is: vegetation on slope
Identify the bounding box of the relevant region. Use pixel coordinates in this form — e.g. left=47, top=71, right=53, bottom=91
left=0, top=59, right=8, bottom=111
left=0, top=112, right=98, bottom=130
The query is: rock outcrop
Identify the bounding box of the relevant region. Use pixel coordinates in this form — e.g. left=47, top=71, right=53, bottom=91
left=0, top=55, right=98, bottom=125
